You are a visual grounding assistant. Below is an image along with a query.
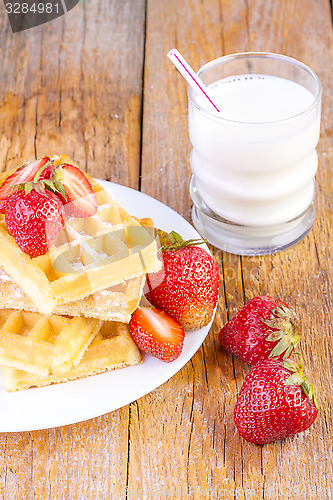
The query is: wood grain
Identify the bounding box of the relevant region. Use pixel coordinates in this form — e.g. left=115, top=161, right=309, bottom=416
left=0, top=1, right=146, bottom=499
left=138, top=0, right=333, bottom=499
left=0, top=0, right=146, bottom=188
left=0, top=0, right=332, bottom=498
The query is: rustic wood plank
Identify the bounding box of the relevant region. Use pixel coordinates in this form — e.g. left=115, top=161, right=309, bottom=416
left=238, top=0, right=333, bottom=497
left=0, top=410, right=131, bottom=500
left=0, top=0, right=332, bottom=498
left=0, top=1, right=146, bottom=499
left=0, top=0, right=146, bottom=188
left=135, top=0, right=333, bottom=499
left=34, top=0, right=146, bottom=187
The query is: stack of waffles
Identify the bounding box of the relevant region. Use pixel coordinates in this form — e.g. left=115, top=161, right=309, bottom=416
left=0, top=155, right=161, bottom=391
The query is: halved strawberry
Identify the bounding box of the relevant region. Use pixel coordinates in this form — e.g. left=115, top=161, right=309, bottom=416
left=53, top=164, right=97, bottom=218
left=0, top=157, right=54, bottom=213
left=129, top=306, right=185, bottom=362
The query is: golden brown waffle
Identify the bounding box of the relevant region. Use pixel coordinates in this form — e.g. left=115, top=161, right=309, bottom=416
left=0, top=309, right=101, bottom=377
left=1, top=319, right=141, bottom=392
left=0, top=217, right=154, bottom=322
left=0, top=155, right=160, bottom=315
left=0, top=269, right=145, bottom=323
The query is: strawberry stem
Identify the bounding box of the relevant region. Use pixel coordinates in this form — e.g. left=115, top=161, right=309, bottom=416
left=157, top=229, right=206, bottom=252
left=283, top=354, right=318, bottom=407
left=263, top=305, right=301, bottom=358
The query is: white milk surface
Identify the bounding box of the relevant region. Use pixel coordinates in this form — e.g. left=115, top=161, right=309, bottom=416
left=189, top=75, right=320, bottom=227
left=205, top=75, right=314, bottom=122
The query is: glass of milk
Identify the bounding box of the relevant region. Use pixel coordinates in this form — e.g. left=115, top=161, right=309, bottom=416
left=188, top=52, right=322, bottom=255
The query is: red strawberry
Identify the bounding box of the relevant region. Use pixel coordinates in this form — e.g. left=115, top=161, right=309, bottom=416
left=234, top=356, right=318, bottom=444
left=53, top=164, right=97, bottom=217
left=219, top=296, right=300, bottom=365
left=0, top=157, right=54, bottom=213
left=129, top=306, right=185, bottom=362
left=5, top=187, right=65, bottom=257
left=145, top=231, right=219, bottom=330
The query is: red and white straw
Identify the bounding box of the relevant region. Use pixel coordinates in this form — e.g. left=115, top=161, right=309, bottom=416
left=167, top=48, right=220, bottom=113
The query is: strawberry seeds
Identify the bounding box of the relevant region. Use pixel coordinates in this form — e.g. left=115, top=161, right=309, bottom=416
left=0, top=157, right=97, bottom=257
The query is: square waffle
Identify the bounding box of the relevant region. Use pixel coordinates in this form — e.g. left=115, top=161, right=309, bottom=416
left=0, top=155, right=161, bottom=315
left=0, top=269, right=145, bottom=323
left=0, top=309, right=101, bottom=377
left=0, top=217, right=154, bottom=322
left=1, top=318, right=141, bottom=392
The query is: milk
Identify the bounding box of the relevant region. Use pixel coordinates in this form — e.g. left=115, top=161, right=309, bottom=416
left=189, top=74, right=321, bottom=227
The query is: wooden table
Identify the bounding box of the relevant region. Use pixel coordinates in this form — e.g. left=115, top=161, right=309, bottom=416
left=0, top=0, right=332, bottom=498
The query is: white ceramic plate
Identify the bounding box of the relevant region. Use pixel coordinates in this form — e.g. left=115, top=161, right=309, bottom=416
left=0, top=181, right=214, bottom=432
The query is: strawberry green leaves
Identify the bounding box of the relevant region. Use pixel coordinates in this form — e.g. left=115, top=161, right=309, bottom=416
left=283, top=355, right=318, bottom=407
left=234, top=357, right=318, bottom=445
left=219, top=296, right=301, bottom=365
left=220, top=296, right=318, bottom=444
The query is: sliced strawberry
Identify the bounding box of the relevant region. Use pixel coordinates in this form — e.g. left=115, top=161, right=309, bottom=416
left=54, top=164, right=97, bottom=218
left=129, top=307, right=185, bottom=362
left=0, top=157, right=54, bottom=213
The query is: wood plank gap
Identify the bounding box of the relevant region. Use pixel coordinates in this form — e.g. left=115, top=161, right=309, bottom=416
left=189, top=359, right=195, bottom=422
left=244, top=0, right=250, bottom=50
left=218, top=0, right=226, bottom=54
left=29, top=433, right=35, bottom=500
left=185, top=361, right=196, bottom=489
left=33, top=92, right=39, bottom=159
left=125, top=403, right=132, bottom=500
left=313, top=233, right=322, bottom=267
left=138, top=0, right=148, bottom=193
left=186, top=418, right=195, bottom=494
left=201, top=343, right=210, bottom=392
left=80, top=0, right=88, bottom=172
left=3, top=436, right=7, bottom=498
left=220, top=252, right=231, bottom=321
left=34, top=30, right=44, bottom=160
left=260, top=448, right=266, bottom=499
left=239, top=256, right=248, bottom=302
left=329, top=0, right=333, bottom=24
left=57, top=17, right=66, bottom=129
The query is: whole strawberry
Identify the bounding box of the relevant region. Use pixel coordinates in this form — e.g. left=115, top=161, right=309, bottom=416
left=145, top=231, right=219, bottom=330
left=234, top=356, right=318, bottom=444
left=129, top=306, right=185, bottom=362
left=0, top=157, right=55, bottom=213
left=5, top=188, right=65, bottom=257
left=219, top=296, right=300, bottom=365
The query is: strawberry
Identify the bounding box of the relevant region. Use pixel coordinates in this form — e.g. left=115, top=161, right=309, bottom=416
left=0, top=157, right=54, bottom=213
left=129, top=306, right=185, bottom=362
left=234, top=356, right=318, bottom=444
left=5, top=187, right=65, bottom=257
left=145, top=231, right=219, bottom=330
left=53, top=164, right=97, bottom=218
left=219, top=296, right=300, bottom=365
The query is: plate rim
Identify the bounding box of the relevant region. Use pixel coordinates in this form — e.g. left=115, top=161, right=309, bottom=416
left=0, top=180, right=215, bottom=432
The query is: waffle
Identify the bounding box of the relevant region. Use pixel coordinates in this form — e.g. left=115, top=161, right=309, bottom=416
left=0, top=155, right=160, bottom=315
left=0, top=262, right=145, bottom=323
left=0, top=309, right=101, bottom=377
left=1, top=318, right=141, bottom=392
left=0, top=217, right=154, bottom=322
